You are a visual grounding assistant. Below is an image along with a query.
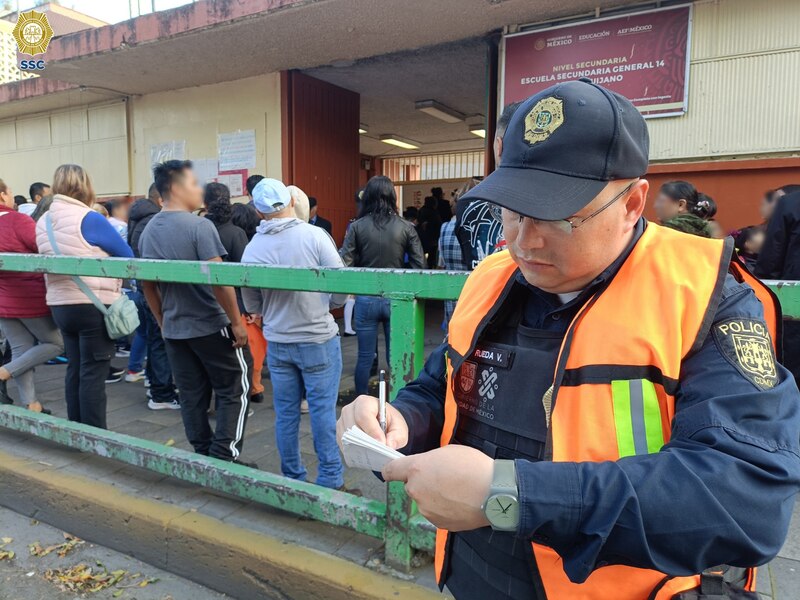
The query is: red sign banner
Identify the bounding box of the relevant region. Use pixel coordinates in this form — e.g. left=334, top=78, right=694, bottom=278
left=503, top=5, right=692, bottom=117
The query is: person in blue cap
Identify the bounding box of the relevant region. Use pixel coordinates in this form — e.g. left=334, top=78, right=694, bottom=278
left=242, top=178, right=347, bottom=489
left=338, top=80, right=800, bottom=599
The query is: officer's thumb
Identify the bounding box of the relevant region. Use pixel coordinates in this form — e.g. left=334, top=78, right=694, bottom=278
left=382, top=456, right=412, bottom=483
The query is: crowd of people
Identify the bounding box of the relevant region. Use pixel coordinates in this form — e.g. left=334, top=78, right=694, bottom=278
left=0, top=160, right=446, bottom=487
left=1, top=105, right=799, bottom=488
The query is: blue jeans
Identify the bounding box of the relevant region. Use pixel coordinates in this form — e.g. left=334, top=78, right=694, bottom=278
left=354, top=296, right=390, bottom=396
left=267, top=336, right=344, bottom=489
left=126, top=291, right=147, bottom=371
left=132, top=289, right=177, bottom=401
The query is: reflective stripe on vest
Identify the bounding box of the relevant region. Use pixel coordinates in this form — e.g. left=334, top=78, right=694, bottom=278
left=435, top=223, right=775, bottom=599
left=611, top=379, right=665, bottom=458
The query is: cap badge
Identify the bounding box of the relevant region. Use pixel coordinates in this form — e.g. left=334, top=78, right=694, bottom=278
left=524, top=97, right=564, bottom=145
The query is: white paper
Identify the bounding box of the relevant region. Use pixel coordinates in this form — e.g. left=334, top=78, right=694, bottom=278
left=340, top=426, right=403, bottom=471
left=193, top=158, right=219, bottom=186
left=217, top=173, right=244, bottom=197
left=149, top=140, right=186, bottom=166
left=218, top=129, right=256, bottom=171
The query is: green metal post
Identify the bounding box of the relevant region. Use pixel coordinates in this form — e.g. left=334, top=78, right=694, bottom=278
left=384, top=293, right=426, bottom=571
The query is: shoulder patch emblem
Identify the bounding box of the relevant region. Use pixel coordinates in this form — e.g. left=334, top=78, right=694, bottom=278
left=712, top=318, right=778, bottom=390
left=524, top=97, right=564, bottom=145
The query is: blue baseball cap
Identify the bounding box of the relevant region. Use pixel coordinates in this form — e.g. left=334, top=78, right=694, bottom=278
left=252, top=178, right=291, bottom=215
left=461, top=79, right=650, bottom=220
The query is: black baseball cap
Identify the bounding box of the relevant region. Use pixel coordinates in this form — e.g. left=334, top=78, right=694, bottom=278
left=462, top=78, right=649, bottom=220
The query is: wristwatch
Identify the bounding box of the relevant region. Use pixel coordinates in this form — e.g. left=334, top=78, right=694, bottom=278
left=482, top=459, right=520, bottom=532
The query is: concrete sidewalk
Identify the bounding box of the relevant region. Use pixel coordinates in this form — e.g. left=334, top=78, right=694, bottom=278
left=0, top=312, right=448, bottom=598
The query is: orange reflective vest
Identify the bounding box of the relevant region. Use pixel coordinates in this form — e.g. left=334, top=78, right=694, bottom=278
left=436, top=223, right=779, bottom=599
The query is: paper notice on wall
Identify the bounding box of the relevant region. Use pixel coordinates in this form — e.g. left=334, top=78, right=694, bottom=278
left=149, top=140, right=186, bottom=166
left=218, top=130, right=256, bottom=171
left=216, top=173, right=244, bottom=197
left=193, top=158, right=219, bottom=186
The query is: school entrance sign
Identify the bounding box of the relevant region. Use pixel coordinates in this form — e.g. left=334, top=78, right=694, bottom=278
left=502, top=5, right=692, bottom=118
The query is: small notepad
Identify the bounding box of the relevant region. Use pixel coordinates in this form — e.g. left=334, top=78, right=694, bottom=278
left=340, top=426, right=404, bottom=471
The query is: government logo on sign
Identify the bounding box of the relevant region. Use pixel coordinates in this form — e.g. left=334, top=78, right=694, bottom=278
left=524, top=97, right=564, bottom=145
left=12, top=10, right=54, bottom=56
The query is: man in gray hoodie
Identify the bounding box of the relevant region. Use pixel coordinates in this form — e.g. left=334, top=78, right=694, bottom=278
left=241, top=178, right=346, bottom=489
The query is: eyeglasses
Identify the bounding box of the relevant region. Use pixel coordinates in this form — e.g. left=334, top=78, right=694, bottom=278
left=488, top=181, right=636, bottom=235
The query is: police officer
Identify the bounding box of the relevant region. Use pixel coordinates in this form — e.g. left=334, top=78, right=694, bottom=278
left=337, top=79, right=800, bottom=600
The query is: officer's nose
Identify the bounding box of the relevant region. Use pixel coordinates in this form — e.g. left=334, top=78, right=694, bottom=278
left=514, top=218, right=547, bottom=251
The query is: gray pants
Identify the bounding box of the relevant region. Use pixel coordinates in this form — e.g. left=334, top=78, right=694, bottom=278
left=0, top=316, right=64, bottom=406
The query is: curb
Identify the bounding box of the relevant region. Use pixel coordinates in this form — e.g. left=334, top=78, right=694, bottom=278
left=0, top=449, right=440, bottom=600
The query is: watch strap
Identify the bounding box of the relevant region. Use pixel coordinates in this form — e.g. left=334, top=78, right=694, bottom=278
left=491, top=459, right=517, bottom=495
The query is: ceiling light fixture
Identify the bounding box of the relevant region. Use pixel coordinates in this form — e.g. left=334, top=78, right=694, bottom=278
left=358, top=123, right=368, bottom=134
left=469, top=125, right=486, bottom=138
left=380, top=134, right=420, bottom=150
left=414, top=100, right=465, bottom=124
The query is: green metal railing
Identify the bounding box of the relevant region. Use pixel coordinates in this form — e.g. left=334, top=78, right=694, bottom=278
left=0, top=253, right=468, bottom=570
left=0, top=253, right=798, bottom=570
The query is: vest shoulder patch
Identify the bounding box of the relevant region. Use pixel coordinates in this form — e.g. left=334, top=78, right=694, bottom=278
left=712, top=318, right=778, bottom=390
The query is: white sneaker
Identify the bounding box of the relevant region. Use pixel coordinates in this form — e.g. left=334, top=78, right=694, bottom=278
left=144, top=377, right=151, bottom=388
left=115, top=349, right=131, bottom=358
left=148, top=398, right=181, bottom=411
left=125, top=370, right=145, bottom=383
left=300, top=399, right=309, bottom=414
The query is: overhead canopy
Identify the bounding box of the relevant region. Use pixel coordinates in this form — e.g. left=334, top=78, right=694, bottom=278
left=31, top=0, right=638, bottom=95
left=2, top=0, right=640, bottom=153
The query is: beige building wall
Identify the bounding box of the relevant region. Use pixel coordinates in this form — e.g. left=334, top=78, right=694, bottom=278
left=648, top=0, right=800, bottom=162
left=0, top=100, right=128, bottom=199
left=0, top=19, right=37, bottom=85
left=130, top=73, right=282, bottom=197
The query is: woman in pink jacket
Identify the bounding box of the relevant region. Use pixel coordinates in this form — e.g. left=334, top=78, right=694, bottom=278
left=0, top=179, right=64, bottom=414
left=35, top=165, right=133, bottom=428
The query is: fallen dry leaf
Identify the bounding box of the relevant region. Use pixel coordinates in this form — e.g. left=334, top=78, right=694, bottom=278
left=44, top=563, right=127, bottom=593
left=29, top=535, right=84, bottom=558
left=165, top=439, right=175, bottom=446
left=0, top=550, right=14, bottom=561
left=1, top=537, right=12, bottom=544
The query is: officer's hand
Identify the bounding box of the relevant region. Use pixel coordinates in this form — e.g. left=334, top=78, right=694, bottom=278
left=382, top=446, right=493, bottom=532
left=231, top=322, right=248, bottom=349
left=337, top=395, right=409, bottom=451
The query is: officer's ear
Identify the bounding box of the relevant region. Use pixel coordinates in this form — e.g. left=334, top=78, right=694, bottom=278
left=622, top=179, right=648, bottom=231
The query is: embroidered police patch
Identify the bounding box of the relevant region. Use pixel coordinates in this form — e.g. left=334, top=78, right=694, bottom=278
left=712, top=318, right=778, bottom=390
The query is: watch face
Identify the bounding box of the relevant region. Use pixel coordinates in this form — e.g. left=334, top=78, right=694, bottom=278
left=484, top=493, right=519, bottom=530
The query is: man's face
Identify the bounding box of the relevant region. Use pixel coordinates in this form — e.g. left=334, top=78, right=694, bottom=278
left=653, top=191, right=683, bottom=223
left=503, top=180, right=645, bottom=294
left=493, top=136, right=503, bottom=165
left=35, top=185, right=50, bottom=203
left=0, top=186, right=14, bottom=209
left=116, top=202, right=130, bottom=223
left=170, top=170, right=203, bottom=211
left=760, top=190, right=784, bottom=221
left=310, top=205, right=318, bottom=219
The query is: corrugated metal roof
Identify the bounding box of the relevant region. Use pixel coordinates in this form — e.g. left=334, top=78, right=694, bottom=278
left=692, top=0, right=800, bottom=61
left=649, top=0, right=800, bottom=161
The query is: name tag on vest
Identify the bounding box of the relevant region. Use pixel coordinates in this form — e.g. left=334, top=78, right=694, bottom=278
left=470, top=345, right=513, bottom=369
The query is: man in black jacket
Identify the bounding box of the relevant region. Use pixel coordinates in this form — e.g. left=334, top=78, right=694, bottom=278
left=755, top=185, right=800, bottom=380
left=308, top=197, right=332, bottom=235
left=128, top=184, right=162, bottom=258
left=127, top=183, right=179, bottom=409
